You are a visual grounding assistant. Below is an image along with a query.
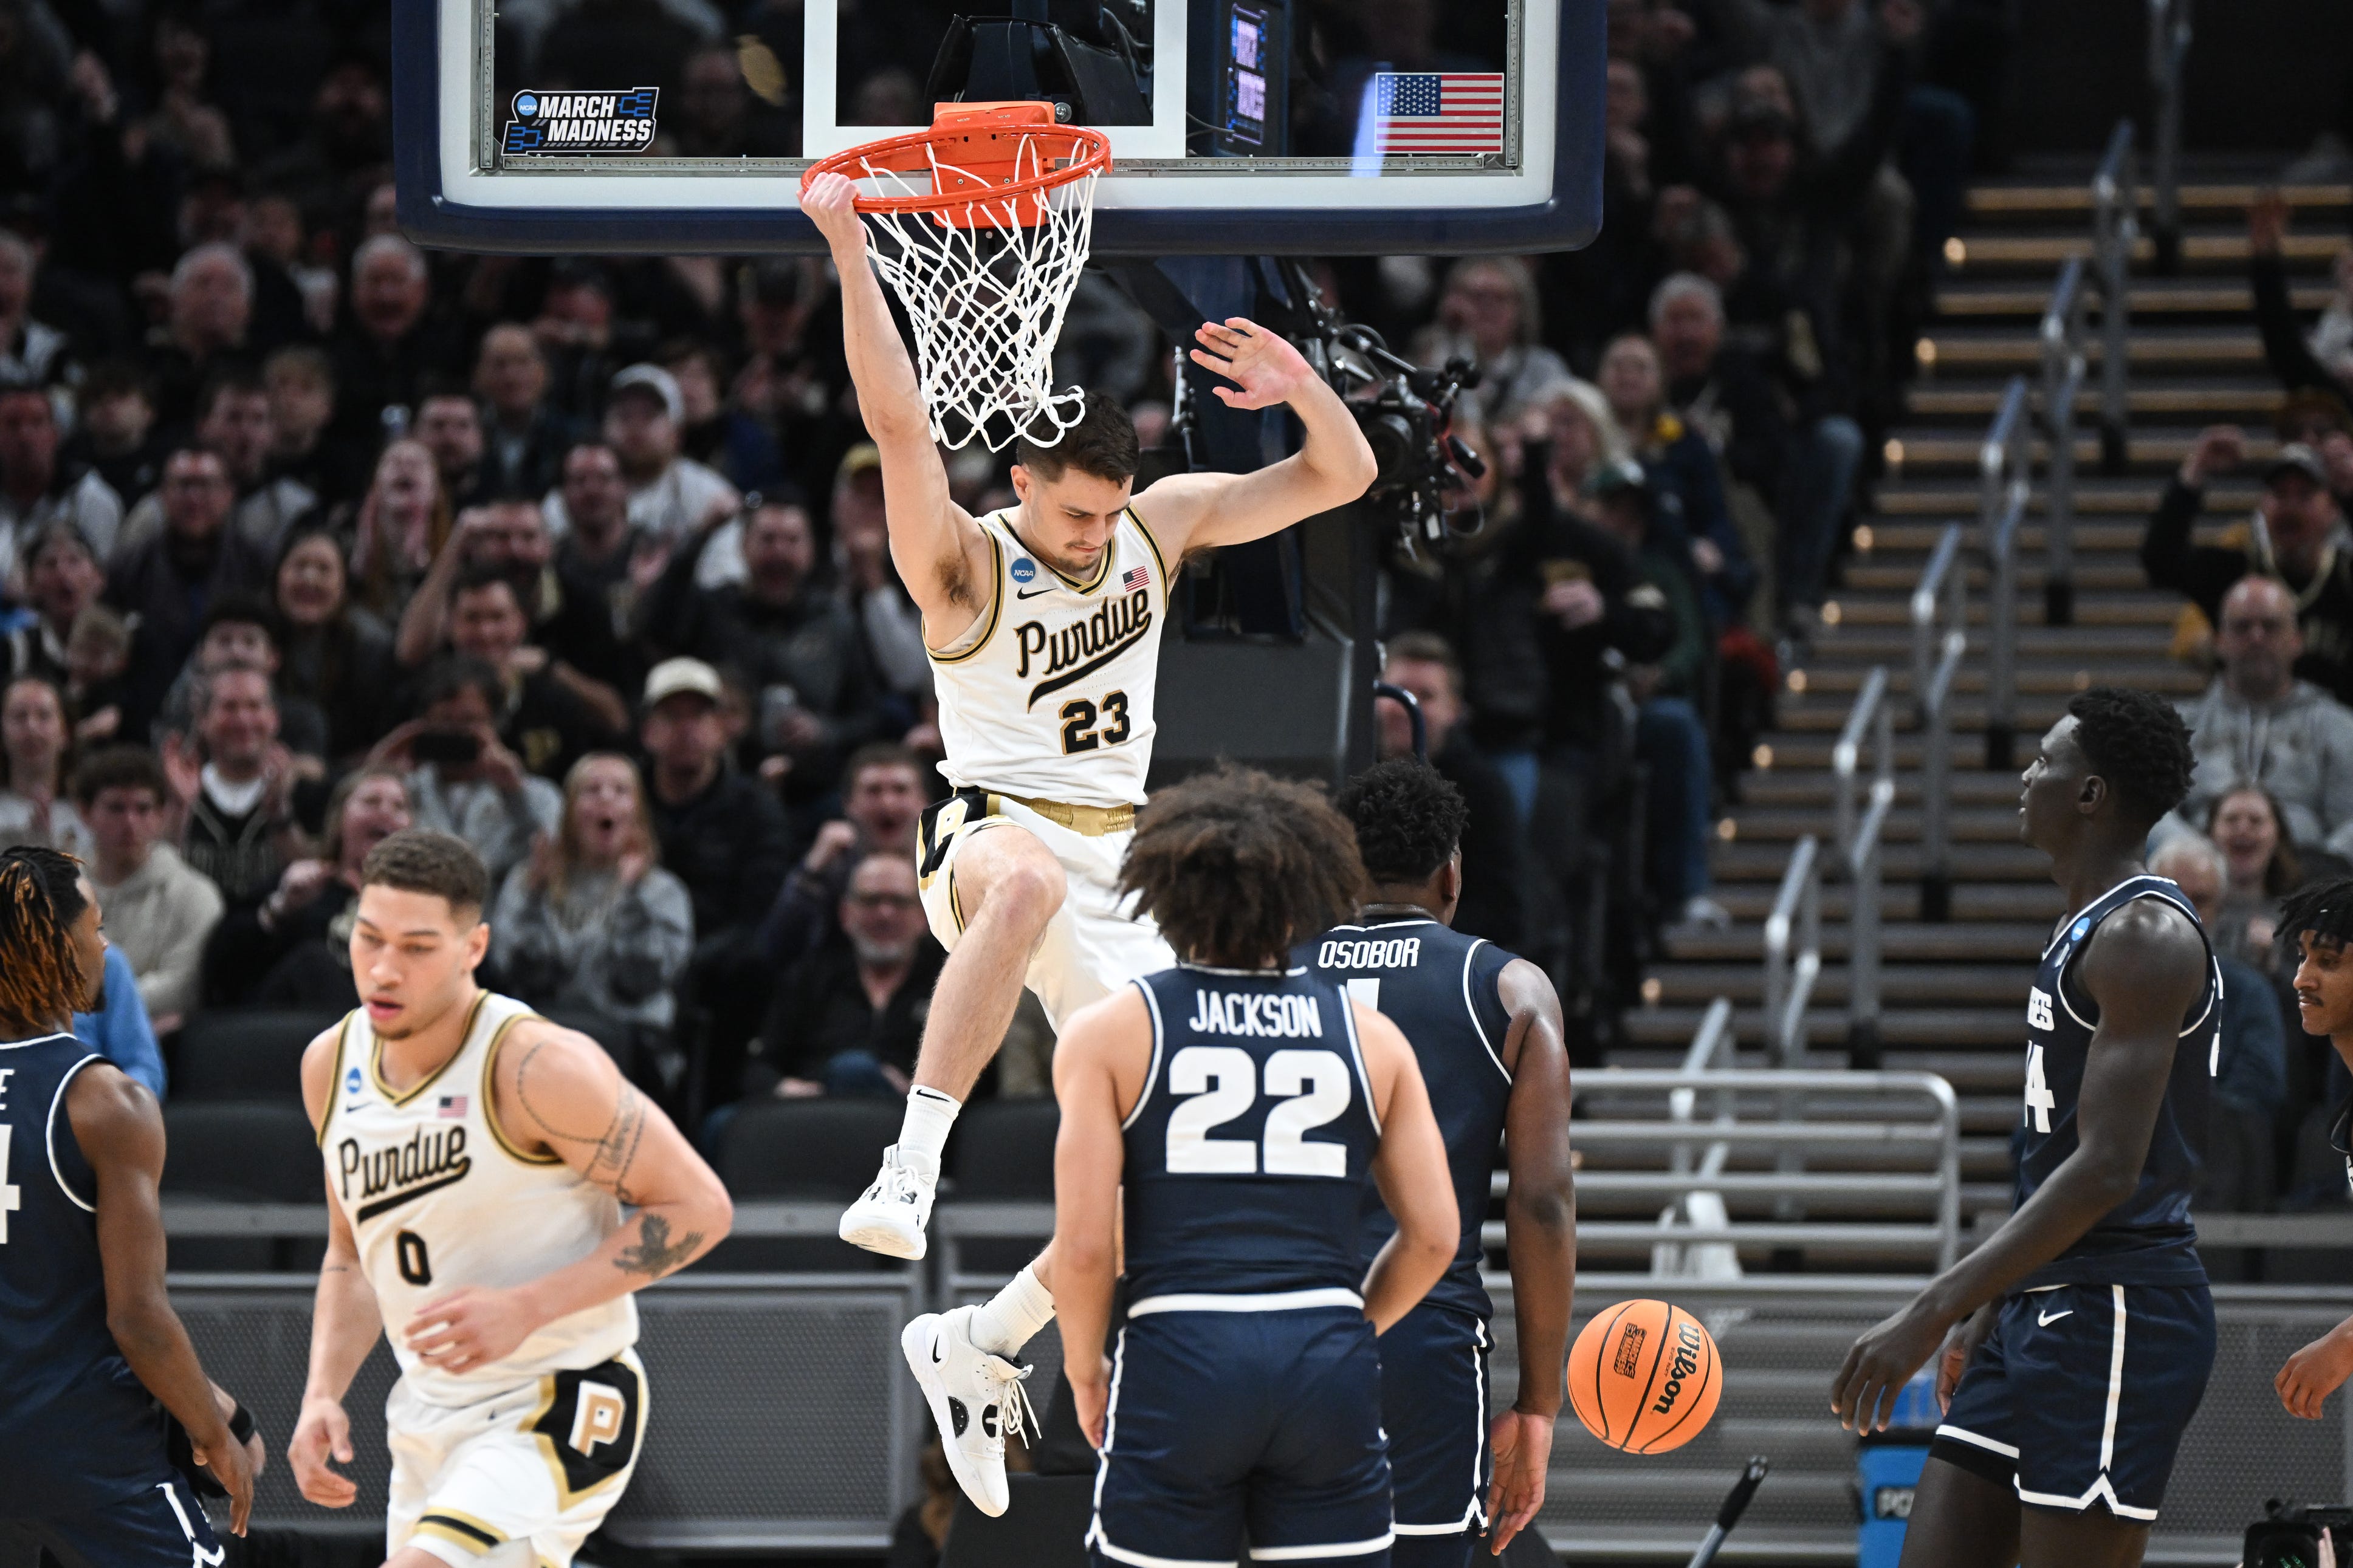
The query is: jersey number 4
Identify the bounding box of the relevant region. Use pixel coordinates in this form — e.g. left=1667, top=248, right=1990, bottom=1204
left=1165, top=1045, right=1352, bottom=1177
left=2023, top=1042, right=2057, bottom=1134
left=1059, top=691, right=1131, bottom=755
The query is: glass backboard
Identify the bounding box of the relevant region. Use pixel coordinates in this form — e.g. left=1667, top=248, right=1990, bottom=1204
left=392, top=0, right=1601, bottom=255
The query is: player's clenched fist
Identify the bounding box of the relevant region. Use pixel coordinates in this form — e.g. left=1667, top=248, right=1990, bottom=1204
left=804, top=171, right=864, bottom=253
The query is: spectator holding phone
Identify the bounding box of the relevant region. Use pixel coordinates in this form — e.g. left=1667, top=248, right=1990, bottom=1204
left=367, top=656, right=562, bottom=887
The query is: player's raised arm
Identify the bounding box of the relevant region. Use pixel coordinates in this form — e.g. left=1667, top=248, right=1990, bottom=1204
left=1354, top=1002, right=1458, bottom=1333
left=70, top=1064, right=256, bottom=1535
left=1830, top=901, right=2205, bottom=1432
left=396, top=1019, right=733, bottom=1377
left=1489, top=958, right=1575, bottom=1553
left=1051, top=987, right=1147, bottom=1448
left=803, top=171, right=992, bottom=640
left=291, top=1022, right=380, bottom=1511
left=1138, top=319, right=1378, bottom=560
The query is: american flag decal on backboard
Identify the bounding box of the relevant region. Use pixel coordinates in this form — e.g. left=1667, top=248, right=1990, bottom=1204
left=1371, top=73, right=1505, bottom=156
left=1124, top=564, right=1151, bottom=592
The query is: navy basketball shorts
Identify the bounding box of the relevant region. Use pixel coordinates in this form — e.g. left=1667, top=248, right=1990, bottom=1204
left=1931, top=1281, right=2215, bottom=1521
left=0, top=1478, right=221, bottom=1567
left=1380, top=1304, right=1493, bottom=1568
left=1089, top=1304, right=1393, bottom=1568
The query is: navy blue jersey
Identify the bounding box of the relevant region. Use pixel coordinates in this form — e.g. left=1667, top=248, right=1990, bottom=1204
left=1122, top=965, right=1382, bottom=1304
left=2017, top=875, right=2218, bottom=1289
left=0, top=1035, right=173, bottom=1516
left=1304, top=916, right=1514, bottom=1321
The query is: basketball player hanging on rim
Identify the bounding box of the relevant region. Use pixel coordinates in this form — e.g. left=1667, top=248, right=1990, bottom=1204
left=803, top=174, right=1379, bottom=1511
left=1312, top=759, right=1576, bottom=1566
left=1831, top=688, right=2218, bottom=1568
left=288, top=829, right=733, bottom=1568
left=1055, top=766, right=1458, bottom=1568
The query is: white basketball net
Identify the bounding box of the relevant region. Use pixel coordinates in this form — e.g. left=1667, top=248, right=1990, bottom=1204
left=850, top=134, right=1100, bottom=452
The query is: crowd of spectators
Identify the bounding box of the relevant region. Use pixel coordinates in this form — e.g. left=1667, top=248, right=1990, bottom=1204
left=2135, top=191, right=2353, bottom=1223
left=0, top=0, right=2021, bottom=1112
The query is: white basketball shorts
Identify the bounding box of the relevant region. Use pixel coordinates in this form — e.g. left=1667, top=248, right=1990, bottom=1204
left=386, top=1350, right=648, bottom=1568
left=916, top=789, right=1175, bottom=1030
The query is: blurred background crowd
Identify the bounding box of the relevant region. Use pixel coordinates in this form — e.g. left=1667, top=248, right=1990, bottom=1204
left=0, top=0, right=2084, bottom=1136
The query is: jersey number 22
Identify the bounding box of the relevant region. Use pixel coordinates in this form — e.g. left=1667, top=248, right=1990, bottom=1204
left=1165, top=1045, right=1351, bottom=1177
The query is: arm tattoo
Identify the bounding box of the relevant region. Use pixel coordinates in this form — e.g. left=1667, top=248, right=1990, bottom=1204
left=613, top=1213, right=702, bottom=1278
left=513, top=1037, right=651, bottom=1204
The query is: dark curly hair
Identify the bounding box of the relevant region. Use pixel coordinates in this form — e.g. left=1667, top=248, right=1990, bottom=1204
left=1119, top=766, right=1368, bottom=967
left=2066, top=687, right=2194, bottom=829
left=2278, top=875, right=2353, bottom=954
left=1335, top=759, right=1468, bottom=886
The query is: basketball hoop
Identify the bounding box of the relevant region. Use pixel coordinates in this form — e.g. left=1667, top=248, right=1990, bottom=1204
left=803, top=102, right=1111, bottom=452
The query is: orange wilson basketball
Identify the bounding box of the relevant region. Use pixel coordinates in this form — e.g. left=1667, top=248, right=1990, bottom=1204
left=1567, top=1299, right=1722, bottom=1454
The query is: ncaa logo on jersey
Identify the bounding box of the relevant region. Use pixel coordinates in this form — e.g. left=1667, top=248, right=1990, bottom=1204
left=2070, top=918, right=2091, bottom=943
left=2027, top=987, right=2055, bottom=1031
left=1010, top=556, right=1038, bottom=584
left=343, top=1065, right=363, bottom=1106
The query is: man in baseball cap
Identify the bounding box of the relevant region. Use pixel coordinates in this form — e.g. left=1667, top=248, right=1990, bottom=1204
left=2147, top=425, right=2353, bottom=702
left=592, top=363, right=743, bottom=587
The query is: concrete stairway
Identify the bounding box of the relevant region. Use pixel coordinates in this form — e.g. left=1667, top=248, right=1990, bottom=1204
left=1623, top=165, right=2352, bottom=1236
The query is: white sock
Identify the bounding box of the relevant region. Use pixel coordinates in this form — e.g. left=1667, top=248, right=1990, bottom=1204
left=969, top=1265, right=1057, bottom=1358
left=898, top=1086, right=961, bottom=1176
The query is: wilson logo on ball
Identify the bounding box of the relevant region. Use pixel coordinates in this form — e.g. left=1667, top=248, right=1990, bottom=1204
left=1652, top=1319, right=1706, bottom=1414
left=1568, top=1299, right=1723, bottom=1454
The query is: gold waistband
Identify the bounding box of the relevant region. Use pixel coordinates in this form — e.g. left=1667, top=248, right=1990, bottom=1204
left=996, top=792, right=1136, bottom=837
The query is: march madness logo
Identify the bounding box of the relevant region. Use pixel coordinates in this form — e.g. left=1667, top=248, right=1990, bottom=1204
left=504, top=89, right=658, bottom=154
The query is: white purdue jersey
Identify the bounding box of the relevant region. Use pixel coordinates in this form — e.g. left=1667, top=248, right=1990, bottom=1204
left=318, top=991, right=636, bottom=1405
left=930, top=505, right=1171, bottom=809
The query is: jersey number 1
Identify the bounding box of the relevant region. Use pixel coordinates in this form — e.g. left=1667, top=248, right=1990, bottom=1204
left=1166, top=1046, right=1351, bottom=1177
left=1060, top=691, right=1131, bottom=755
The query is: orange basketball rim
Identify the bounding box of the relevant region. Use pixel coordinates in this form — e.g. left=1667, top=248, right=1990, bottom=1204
left=802, top=101, right=1112, bottom=229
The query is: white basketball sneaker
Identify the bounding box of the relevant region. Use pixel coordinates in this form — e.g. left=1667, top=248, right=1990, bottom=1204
left=904, top=1306, right=1036, bottom=1518
left=839, top=1144, right=938, bottom=1259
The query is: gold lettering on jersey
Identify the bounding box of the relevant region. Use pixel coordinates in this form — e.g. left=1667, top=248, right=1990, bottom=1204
left=569, top=1382, right=628, bottom=1455
left=339, top=1125, right=473, bottom=1222
left=1185, top=991, right=1325, bottom=1038
left=1015, top=588, right=1153, bottom=708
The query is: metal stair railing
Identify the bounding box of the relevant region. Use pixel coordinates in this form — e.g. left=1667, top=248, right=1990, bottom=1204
left=1762, top=834, right=1822, bottom=1068
left=2094, top=120, right=2138, bottom=474
left=2040, top=256, right=2088, bottom=628
left=1652, top=996, right=1740, bottom=1279
left=2147, top=0, right=2191, bottom=274
left=1832, top=666, right=1895, bottom=1068
left=1911, top=522, right=1968, bottom=922
left=1564, top=1070, right=1963, bottom=1267
left=1979, top=375, right=2032, bottom=773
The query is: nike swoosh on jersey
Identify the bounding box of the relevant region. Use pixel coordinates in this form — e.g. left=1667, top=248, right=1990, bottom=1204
left=2037, top=1309, right=2072, bottom=1326
left=1015, top=586, right=1057, bottom=600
